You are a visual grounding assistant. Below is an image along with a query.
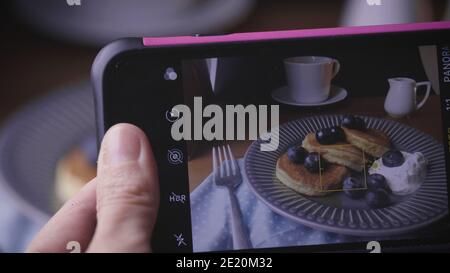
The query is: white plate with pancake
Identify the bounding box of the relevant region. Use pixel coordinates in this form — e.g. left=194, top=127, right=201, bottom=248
left=243, top=115, right=448, bottom=236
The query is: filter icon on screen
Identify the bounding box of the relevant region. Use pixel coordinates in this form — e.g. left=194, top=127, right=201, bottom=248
left=167, top=148, right=184, bottom=165
left=164, top=67, right=178, bottom=81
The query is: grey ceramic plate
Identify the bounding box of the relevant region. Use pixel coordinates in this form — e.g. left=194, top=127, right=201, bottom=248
left=244, top=115, right=449, bottom=236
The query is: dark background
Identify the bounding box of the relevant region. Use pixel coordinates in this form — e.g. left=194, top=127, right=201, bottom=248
left=202, top=47, right=428, bottom=105
left=0, top=0, right=448, bottom=124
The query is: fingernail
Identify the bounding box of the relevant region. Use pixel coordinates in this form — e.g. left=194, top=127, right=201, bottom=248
left=103, top=126, right=141, bottom=166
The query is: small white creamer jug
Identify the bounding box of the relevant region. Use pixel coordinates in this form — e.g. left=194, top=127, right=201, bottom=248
left=384, top=77, right=431, bottom=118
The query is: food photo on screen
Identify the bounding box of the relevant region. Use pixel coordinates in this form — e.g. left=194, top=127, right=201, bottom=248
left=178, top=44, right=449, bottom=252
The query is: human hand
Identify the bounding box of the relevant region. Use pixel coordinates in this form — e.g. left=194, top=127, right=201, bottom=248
left=27, top=123, right=159, bottom=253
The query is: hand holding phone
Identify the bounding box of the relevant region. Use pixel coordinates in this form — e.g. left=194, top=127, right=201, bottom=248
left=27, top=124, right=159, bottom=253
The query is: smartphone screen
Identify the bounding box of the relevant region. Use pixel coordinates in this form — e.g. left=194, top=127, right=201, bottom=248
left=99, top=27, right=450, bottom=252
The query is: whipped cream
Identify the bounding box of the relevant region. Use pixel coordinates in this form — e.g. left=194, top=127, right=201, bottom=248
left=368, top=151, right=428, bottom=195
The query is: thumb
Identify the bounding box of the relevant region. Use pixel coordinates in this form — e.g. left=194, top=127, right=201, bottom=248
left=87, top=123, right=159, bottom=252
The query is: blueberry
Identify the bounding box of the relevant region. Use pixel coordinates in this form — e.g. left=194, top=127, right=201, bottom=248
left=382, top=150, right=404, bottom=167
left=341, top=115, right=366, bottom=131
left=315, top=127, right=344, bottom=145
left=367, top=173, right=390, bottom=192
left=304, top=152, right=326, bottom=173
left=287, top=146, right=307, bottom=164
left=366, top=189, right=390, bottom=208
left=315, top=128, right=333, bottom=145
left=343, top=177, right=366, bottom=199
left=330, top=126, right=346, bottom=142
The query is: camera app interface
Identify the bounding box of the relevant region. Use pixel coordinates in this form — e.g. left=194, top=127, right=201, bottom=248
left=166, top=43, right=449, bottom=252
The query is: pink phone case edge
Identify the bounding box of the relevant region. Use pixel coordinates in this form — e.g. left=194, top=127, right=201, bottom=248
left=143, top=21, right=450, bottom=46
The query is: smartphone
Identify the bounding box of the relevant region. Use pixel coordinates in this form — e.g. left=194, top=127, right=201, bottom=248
left=92, top=21, right=450, bottom=253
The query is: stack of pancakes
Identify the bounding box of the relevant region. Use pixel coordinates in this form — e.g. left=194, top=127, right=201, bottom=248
left=276, top=125, right=390, bottom=197
left=276, top=153, right=349, bottom=196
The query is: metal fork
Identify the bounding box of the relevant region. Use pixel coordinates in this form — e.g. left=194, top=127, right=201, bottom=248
left=212, top=145, right=252, bottom=250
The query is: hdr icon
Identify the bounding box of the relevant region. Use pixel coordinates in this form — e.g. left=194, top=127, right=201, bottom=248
left=366, top=0, right=382, bottom=6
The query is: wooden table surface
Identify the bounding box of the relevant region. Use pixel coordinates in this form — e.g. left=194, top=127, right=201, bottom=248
left=187, top=95, right=443, bottom=192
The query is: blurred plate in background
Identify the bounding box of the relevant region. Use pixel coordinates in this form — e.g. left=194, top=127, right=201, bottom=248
left=0, top=82, right=95, bottom=251
left=15, top=0, right=256, bottom=46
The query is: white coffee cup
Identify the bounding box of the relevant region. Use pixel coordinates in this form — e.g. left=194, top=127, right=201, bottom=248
left=284, top=56, right=340, bottom=103
left=384, top=77, right=431, bottom=118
